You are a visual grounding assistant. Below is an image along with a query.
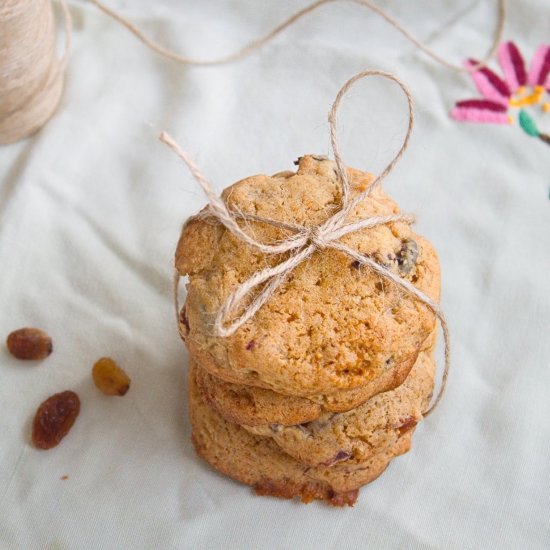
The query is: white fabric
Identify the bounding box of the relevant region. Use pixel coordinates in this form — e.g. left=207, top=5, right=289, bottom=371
left=1, top=1, right=549, bottom=548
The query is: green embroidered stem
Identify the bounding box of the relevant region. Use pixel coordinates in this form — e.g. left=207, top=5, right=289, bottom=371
left=519, top=110, right=539, bottom=137
left=518, top=110, right=550, bottom=146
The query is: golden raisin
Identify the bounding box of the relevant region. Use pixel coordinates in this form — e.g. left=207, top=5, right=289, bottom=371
left=92, top=357, right=131, bottom=396
left=6, top=327, right=52, bottom=360
left=32, top=391, right=80, bottom=450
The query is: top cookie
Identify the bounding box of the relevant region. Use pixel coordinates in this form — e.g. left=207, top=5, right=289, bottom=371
left=176, top=155, right=440, bottom=396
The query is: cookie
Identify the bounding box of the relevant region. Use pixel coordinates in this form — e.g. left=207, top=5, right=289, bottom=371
left=195, top=350, right=418, bottom=427
left=189, top=362, right=413, bottom=506
left=243, top=350, right=435, bottom=467
left=177, top=155, right=440, bottom=396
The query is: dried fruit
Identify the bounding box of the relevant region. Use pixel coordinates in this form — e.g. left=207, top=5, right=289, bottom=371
left=6, top=327, right=52, bottom=360
left=179, top=307, right=190, bottom=338
left=397, top=416, right=418, bottom=436
left=246, top=340, right=256, bottom=351
left=321, top=450, right=352, bottom=467
left=92, top=357, right=131, bottom=396
left=32, top=391, right=80, bottom=450
left=396, top=239, right=419, bottom=275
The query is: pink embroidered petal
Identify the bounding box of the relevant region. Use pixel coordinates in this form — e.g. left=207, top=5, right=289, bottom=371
left=455, top=99, right=508, bottom=112
left=498, top=41, right=527, bottom=90
left=465, top=59, right=510, bottom=105
left=528, top=45, right=550, bottom=86
left=451, top=105, right=510, bottom=124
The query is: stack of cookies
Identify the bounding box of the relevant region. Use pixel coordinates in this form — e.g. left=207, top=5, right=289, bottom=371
left=176, top=155, right=440, bottom=506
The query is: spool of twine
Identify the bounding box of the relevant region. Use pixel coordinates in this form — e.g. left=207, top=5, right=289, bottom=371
left=0, top=0, right=70, bottom=145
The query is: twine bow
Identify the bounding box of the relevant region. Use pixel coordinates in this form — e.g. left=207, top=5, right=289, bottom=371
left=165, top=70, right=450, bottom=416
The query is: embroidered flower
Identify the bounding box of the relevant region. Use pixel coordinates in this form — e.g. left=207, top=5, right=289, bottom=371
left=452, top=41, right=550, bottom=145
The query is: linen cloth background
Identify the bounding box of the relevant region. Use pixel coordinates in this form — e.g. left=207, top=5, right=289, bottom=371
left=1, top=1, right=549, bottom=548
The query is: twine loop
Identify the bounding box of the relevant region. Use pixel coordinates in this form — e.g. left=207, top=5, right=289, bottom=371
left=166, top=70, right=451, bottom=416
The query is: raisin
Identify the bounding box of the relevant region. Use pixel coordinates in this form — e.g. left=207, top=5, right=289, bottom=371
left=6, top=328, right=52, bottom=360
left=397, top=416, right=418, bottom=435
left=321, top=450, right=352, bottom=467
left=396, top=239, right=419, bottom=275
left=32, top=391, right=80, bottom=450
left=92, top=357, right=131, bottom=396
left=179, top=308, right=190, bottom=338
left=246, top=340, right=256, bottom=351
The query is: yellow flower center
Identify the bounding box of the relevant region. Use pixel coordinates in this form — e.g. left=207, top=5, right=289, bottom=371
left=509, top=85, right=545, bottom=108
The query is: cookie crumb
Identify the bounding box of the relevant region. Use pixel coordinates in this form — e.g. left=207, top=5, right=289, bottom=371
left=329, top=489, right=359, bottom=507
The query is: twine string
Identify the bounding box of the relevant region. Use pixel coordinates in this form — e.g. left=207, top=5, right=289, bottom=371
left=89, top=0, right=505, bottom=73
left=165, top=70, right=450, bottom=416
left=2, top=0, right=505, bottom=144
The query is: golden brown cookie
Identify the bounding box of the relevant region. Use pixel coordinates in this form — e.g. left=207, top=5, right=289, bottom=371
left=195, top=351, right=418, bottom=427
left=177, top=155, right=440, bottom=396
left=189, top=363, right=413, bottom=506
left=243, top=350, right=435, bottom=467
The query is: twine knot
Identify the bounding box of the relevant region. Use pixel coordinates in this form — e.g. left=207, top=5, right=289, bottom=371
left=167, top=70, right=450, bottom=416
left=308, top=226, right=330, bottom=250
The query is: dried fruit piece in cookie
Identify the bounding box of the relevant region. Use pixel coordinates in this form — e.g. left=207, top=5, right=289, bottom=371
left=32, top=391, right=80, bottom=450
left=92, top=357, right=131, bottom=396
left=395, top=239, right=419, bottom=275
left=243, top=350, right=435, bottom=467
left=6, top=328, right=53, bottom=360
left=194, top=350, right=418, bottom=427
left=188, top=363, right=413, bottom=505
